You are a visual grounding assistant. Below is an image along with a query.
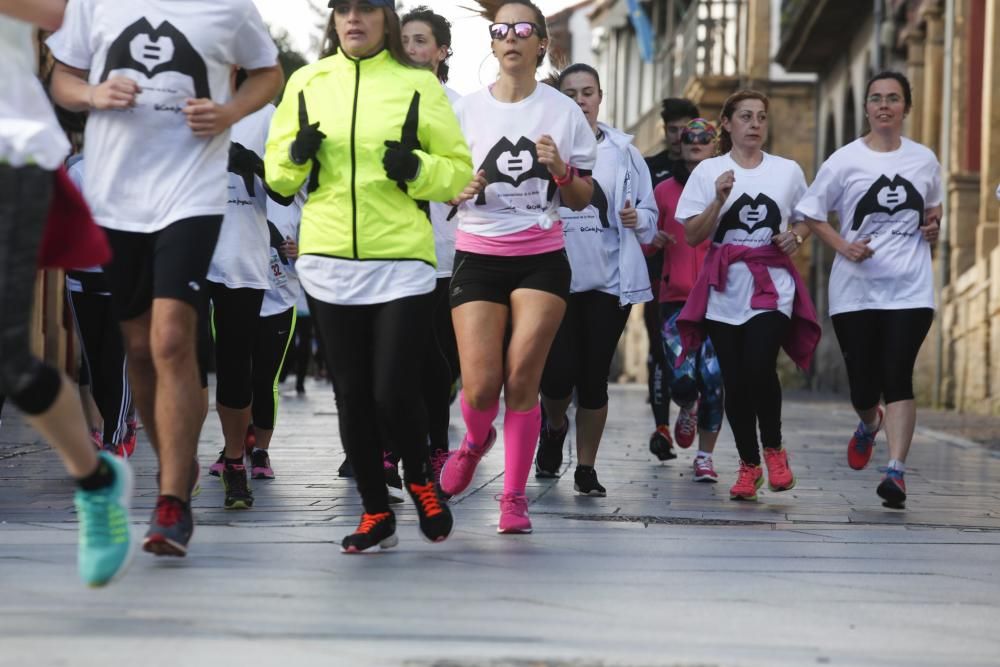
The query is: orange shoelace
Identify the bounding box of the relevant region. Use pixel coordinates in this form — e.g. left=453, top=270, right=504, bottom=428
left=408, top=482, right=443, bottom=517
left=356, top=511, right=391, bottom=534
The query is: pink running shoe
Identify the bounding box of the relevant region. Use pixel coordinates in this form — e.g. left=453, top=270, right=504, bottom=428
left=692, top=455, right=718, bottom=483
left=729, top=461, right=764, bottom=501
left=208, top=450, right=225, bottom=477
left=429, top=449, right=449, bottom=485
left=440, top=427, right=496, bottom=497
left=674, top=401, right=698, bottom=449
left=496, top=492, right=532, bottom=534
left=763, top=447, right=795, bottom=492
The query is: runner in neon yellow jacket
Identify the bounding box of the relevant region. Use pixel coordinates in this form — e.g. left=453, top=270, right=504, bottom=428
left=264, top=0, right=472, bottom=556
left=265, top=45, right=472, bottom=267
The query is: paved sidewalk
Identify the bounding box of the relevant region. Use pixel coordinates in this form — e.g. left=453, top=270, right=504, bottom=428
left=1, top=382, right=999, bottom=667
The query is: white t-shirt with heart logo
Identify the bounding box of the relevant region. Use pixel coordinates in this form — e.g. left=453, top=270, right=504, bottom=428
left=453, top=83, right=597, bottom=238
left=676, top=152, right=807, bottom=325
left=795, top=137, right=942, bottom=316
left=47, top=0, right=278, bottom=234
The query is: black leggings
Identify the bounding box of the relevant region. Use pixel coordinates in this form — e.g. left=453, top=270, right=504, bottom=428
left=421, top=278, right=460, bottom=453
left=68, top=289, right=131, bottom=445
left=542, top=290, right=631, bottom=410
left=0, top=166, right=62, bottom=416
left=289, top=314, right=313, bottom=389
left=251, top=308, right=296, bottom=430
left=832, top=308, right=934, bottom=410
left=644, top=252, right=670, bottom=426
left=705, top=312, right=790, bottom=465
left=209, top=282, right=264, bottom=409
left=310, top=291, right=434, bottom=514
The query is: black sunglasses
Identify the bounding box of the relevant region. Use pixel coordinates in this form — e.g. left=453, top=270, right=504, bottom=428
left=489, top=22, right=541, bottom=41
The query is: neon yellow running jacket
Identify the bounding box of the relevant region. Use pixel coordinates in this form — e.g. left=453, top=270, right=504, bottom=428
left=265, top=49, right=472, bottom=267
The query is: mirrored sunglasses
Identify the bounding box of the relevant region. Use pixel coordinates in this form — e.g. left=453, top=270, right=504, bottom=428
left=489, top=22, right=540, bottom=41
left=681, top=130, right=716, bottom=145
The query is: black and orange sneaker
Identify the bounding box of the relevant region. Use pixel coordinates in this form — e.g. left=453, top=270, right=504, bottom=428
left=406, top=480, right=453, bottom=543
left=341, top=511, right=397, bottom=553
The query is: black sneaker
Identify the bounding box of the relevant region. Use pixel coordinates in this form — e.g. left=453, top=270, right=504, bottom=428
left=341, top=511, right=398, bottom=553
left=648, top=427, right=677, bottom=461
left=574, top=465, right=607, bottom=497
left=384, top=458, right=403, bottom=490
left=535, top=417, right=568, bottom=478
left=142, top=496, right=194, bottom=557
left=406, top=480, right=453, bottom=543
left=338, top=458, right=353, bottom=478
left=222, top=463, right=253, bottom=510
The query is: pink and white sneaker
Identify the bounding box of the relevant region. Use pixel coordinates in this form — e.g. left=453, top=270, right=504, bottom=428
left=208, top=450, right=225, bottom=477
left=440, top=427, right=496, bottom=497
left=496, top=492, right=532, bottom=534
left=692, top=455, right=718, bottom=483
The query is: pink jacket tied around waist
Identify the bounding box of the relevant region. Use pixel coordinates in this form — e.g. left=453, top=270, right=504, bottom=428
left=677, top=243, right=821, bottom=371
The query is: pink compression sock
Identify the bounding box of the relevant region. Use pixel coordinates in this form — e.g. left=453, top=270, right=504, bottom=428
left=460, top=392, right=499, bottom=449
left=503, top=403, right=542, bottom=495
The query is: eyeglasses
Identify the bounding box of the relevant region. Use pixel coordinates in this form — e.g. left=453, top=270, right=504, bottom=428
left=489, top=22, right=541, bottom=41
left=681, top=131, right=716, bottom=145
left=867, top=93, right=903, bottom=105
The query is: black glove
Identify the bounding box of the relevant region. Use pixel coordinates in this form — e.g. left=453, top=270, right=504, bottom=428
left=383, top=140, right=421, bottom=183
left=228, top=141, right=264, bottom=195
left=290, top=91, right=325, bottom=166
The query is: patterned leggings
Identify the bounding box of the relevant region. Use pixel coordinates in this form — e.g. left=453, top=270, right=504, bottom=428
left=660, top=302, right=724, bottom=433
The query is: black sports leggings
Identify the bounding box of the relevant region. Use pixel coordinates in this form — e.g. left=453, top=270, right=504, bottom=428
left=289, top=313, right=313, bottom=389
left=251, top=308, right=296, bottom=430
left=310, top=291, right=434, bottom=514
left=644, top=253, right=670, bottom=426
left=421, top=278, right=460, bottom=453
left=0, top=166, right=62, bottom=416
left=542, top=290, right=631, bottom=410
left=705, top=312, right=790, bottom=465
left=68, top=288, right=131, bottom=445
left=832, top=308, right=934, bottom=410
left=209, top=282, right=264, bottom=409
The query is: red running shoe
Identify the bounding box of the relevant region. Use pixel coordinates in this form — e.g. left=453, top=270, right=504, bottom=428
left=847, top=406, right=883, bottom=470
left=674, top=402, right=698, bottom=449
left=763, top=447, right=795, bottom=492
left=729, top=461, right=764, bottom=501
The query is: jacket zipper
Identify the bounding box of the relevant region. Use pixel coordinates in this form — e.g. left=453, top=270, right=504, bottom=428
left=350, top=59, right=361, bottom=259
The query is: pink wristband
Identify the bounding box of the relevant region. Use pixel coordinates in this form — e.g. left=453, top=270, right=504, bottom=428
left=553, top=166, right=576, bottom=188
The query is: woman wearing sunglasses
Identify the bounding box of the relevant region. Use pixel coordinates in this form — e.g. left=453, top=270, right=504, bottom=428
left=439, top=0, right=597, bottom=533
left=534, top=63, right=656, bottom=497
left=650, top=118, right=725, bottom=482
left=676, top=90, right=820, bottom=501
left=796, top=71, right=942, bottom=509
left=398, top=6, right=463, bottom=483
left=265, top=0, right=473, bottom=553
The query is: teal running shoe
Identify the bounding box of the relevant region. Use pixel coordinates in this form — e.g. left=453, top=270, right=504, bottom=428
left=74, top=452, right=134, bottom=587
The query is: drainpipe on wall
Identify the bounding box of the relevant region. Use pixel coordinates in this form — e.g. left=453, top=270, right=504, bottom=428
left=872, top=0, right=883, bottom=72
left=934, top=0, right=956, bottom=408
